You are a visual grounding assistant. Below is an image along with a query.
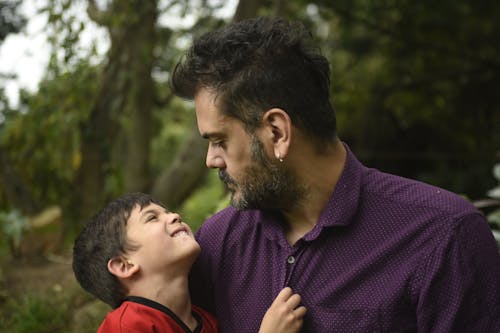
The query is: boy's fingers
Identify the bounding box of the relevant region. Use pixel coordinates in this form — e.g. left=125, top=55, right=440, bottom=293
left=274, top=287, right=293, bottom=303
left=286, top=293, right=302, bottom=309
left=274, top=287, right=307, bottom=316
left=293, top=305, right=307, bottom=319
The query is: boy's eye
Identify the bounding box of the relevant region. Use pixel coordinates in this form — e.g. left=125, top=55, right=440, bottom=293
left=146, top=214, right=157, bottom=222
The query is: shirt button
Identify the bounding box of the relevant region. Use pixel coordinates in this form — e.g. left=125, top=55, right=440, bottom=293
left=287, top=256, right=295, bottom=264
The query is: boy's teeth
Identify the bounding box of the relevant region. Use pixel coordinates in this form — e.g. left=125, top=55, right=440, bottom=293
left=173, top=231, right=188, bottom=237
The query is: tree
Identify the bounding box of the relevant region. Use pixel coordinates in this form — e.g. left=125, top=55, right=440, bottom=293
left=0, top=0, right=31, bottom=212
left=68, top=0, right=159, bottom=224
left=0, top=0, right=26, bottom=42
left=308, top=0, right=500, bottom=197
left=53, top=0, right=269, bottom=226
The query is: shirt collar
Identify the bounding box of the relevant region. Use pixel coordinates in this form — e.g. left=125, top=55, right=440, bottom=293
left=260, top=143, right=363, bottom=243
left=302, top=143, right=363, bottom=241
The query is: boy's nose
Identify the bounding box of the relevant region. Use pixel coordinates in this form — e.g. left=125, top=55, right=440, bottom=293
left=167, top=212, right=181, bottom=224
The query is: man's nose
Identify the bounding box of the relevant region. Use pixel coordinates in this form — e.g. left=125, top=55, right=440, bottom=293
left=206, top=147, right=225, bottom=169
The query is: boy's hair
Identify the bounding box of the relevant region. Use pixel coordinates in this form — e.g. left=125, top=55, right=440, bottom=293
left=72, top=192, right=163, bottom=308
left=171, top=16, right=337, bottom=148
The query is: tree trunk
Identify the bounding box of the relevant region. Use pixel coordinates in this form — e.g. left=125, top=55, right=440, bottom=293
left=152, top=124, right=208, bottom=209
left=233, top=0, right=262, bottom=21
left=271, top=0, right=286, bottom=16
left=123, top=3, right=157, bottom=193
left=71, top=0, right=158, bottom=226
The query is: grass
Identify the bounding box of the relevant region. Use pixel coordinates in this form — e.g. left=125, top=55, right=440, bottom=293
left=1, top=293, right=71, bottom=333
left=0, top=232, right=108, bottom=333
left=0, top=278, right=108, bottom=333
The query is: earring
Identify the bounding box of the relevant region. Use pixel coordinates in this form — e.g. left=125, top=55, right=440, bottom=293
left=278, top=153, right=284, bottom=162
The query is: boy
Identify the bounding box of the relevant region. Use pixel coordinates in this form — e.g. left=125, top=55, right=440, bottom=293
left=72, top=192, right=306, bottom=333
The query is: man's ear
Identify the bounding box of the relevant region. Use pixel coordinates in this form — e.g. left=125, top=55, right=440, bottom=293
left=262, top=108, right=291, bottom=160
left=107, top=256, right=139, bottom=279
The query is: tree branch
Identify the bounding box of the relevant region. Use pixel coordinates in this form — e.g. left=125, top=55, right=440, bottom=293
left=87, top=0, right=111, bottom=26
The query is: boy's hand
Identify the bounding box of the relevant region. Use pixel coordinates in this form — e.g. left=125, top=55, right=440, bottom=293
left=258, top=287, right=307, bottom=333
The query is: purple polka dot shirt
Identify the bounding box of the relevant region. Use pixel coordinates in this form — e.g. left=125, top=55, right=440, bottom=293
left=189, top=145, right=500, bottom=332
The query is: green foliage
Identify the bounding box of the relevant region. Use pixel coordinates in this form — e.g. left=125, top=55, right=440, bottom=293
left=0, top=0, right=26, bottom=42
left=0, top=209, right=28, bottom=250
left=486, top=164, right=500, bottom=229
left=0, top=60, right=99, bottom=211
left=180, top=170, right=228, bottom=231
left=472, top=163, right=500, bottom=247
left=151, top=98, right=197, bottom=175
left=0, top=261, right=105, bottom=333
left=43, top=0, right=90, bottom=71
left=308, top=0, right=500, bottom=198
left=1, top=293, right=71, bottom=333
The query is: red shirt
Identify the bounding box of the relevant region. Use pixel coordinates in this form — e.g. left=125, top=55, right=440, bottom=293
left=97, top=296, right=218, bottom=333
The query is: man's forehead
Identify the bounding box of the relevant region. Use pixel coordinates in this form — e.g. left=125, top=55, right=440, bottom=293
left=194, top=87, right=218, bottom=106
left=195, top=93, right=233, bottom=133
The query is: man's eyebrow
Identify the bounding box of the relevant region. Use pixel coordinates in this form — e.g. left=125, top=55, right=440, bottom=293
left=201, top=132, right=223, bottom=140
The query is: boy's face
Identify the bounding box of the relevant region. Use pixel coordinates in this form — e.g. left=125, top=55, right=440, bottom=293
left=125, top=203, right=200, bottom=275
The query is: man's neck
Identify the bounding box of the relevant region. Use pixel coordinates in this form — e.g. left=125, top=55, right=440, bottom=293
left=282, top=140, right=346, bottom=245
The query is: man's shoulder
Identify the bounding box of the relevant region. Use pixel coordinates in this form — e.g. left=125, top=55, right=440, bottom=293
left=362, top=167, right=478, bottom=218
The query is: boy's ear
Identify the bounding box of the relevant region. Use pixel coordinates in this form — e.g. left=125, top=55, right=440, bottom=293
left=107, top=256, right=139, bottom=279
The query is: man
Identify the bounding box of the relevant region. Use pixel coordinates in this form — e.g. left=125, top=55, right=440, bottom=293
left=171, top=17, right=500, bottom=332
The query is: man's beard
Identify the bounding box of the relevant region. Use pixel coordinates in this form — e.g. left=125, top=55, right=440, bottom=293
left=218, top=137, right=305, bottom=211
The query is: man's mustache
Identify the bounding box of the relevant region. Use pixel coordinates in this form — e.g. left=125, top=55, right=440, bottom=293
left=218, top=170, right=236, bottom=185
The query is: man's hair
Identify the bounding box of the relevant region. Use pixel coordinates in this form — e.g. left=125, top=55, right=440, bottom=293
left=171, top=16, right=337, bottom=147
left=72, top=192, right=162, bottom=308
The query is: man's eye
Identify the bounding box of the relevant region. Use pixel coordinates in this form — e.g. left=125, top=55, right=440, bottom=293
left=213, top=141, right=225, bottom=148
left=146, top=215, right=157, bottom=222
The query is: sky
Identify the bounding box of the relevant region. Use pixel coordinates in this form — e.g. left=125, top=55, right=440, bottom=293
left=0, top=0, right=237, bottom=108
left=1, top=1, right=51, bottom=107
left=0, top=0, right=109, bottom=108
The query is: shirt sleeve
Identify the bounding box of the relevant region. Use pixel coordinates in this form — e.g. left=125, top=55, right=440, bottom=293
left=416, top=212, right=500, bottom=332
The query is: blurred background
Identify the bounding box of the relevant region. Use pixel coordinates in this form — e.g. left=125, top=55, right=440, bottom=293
left=1, top=0, right=499, bottom=331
